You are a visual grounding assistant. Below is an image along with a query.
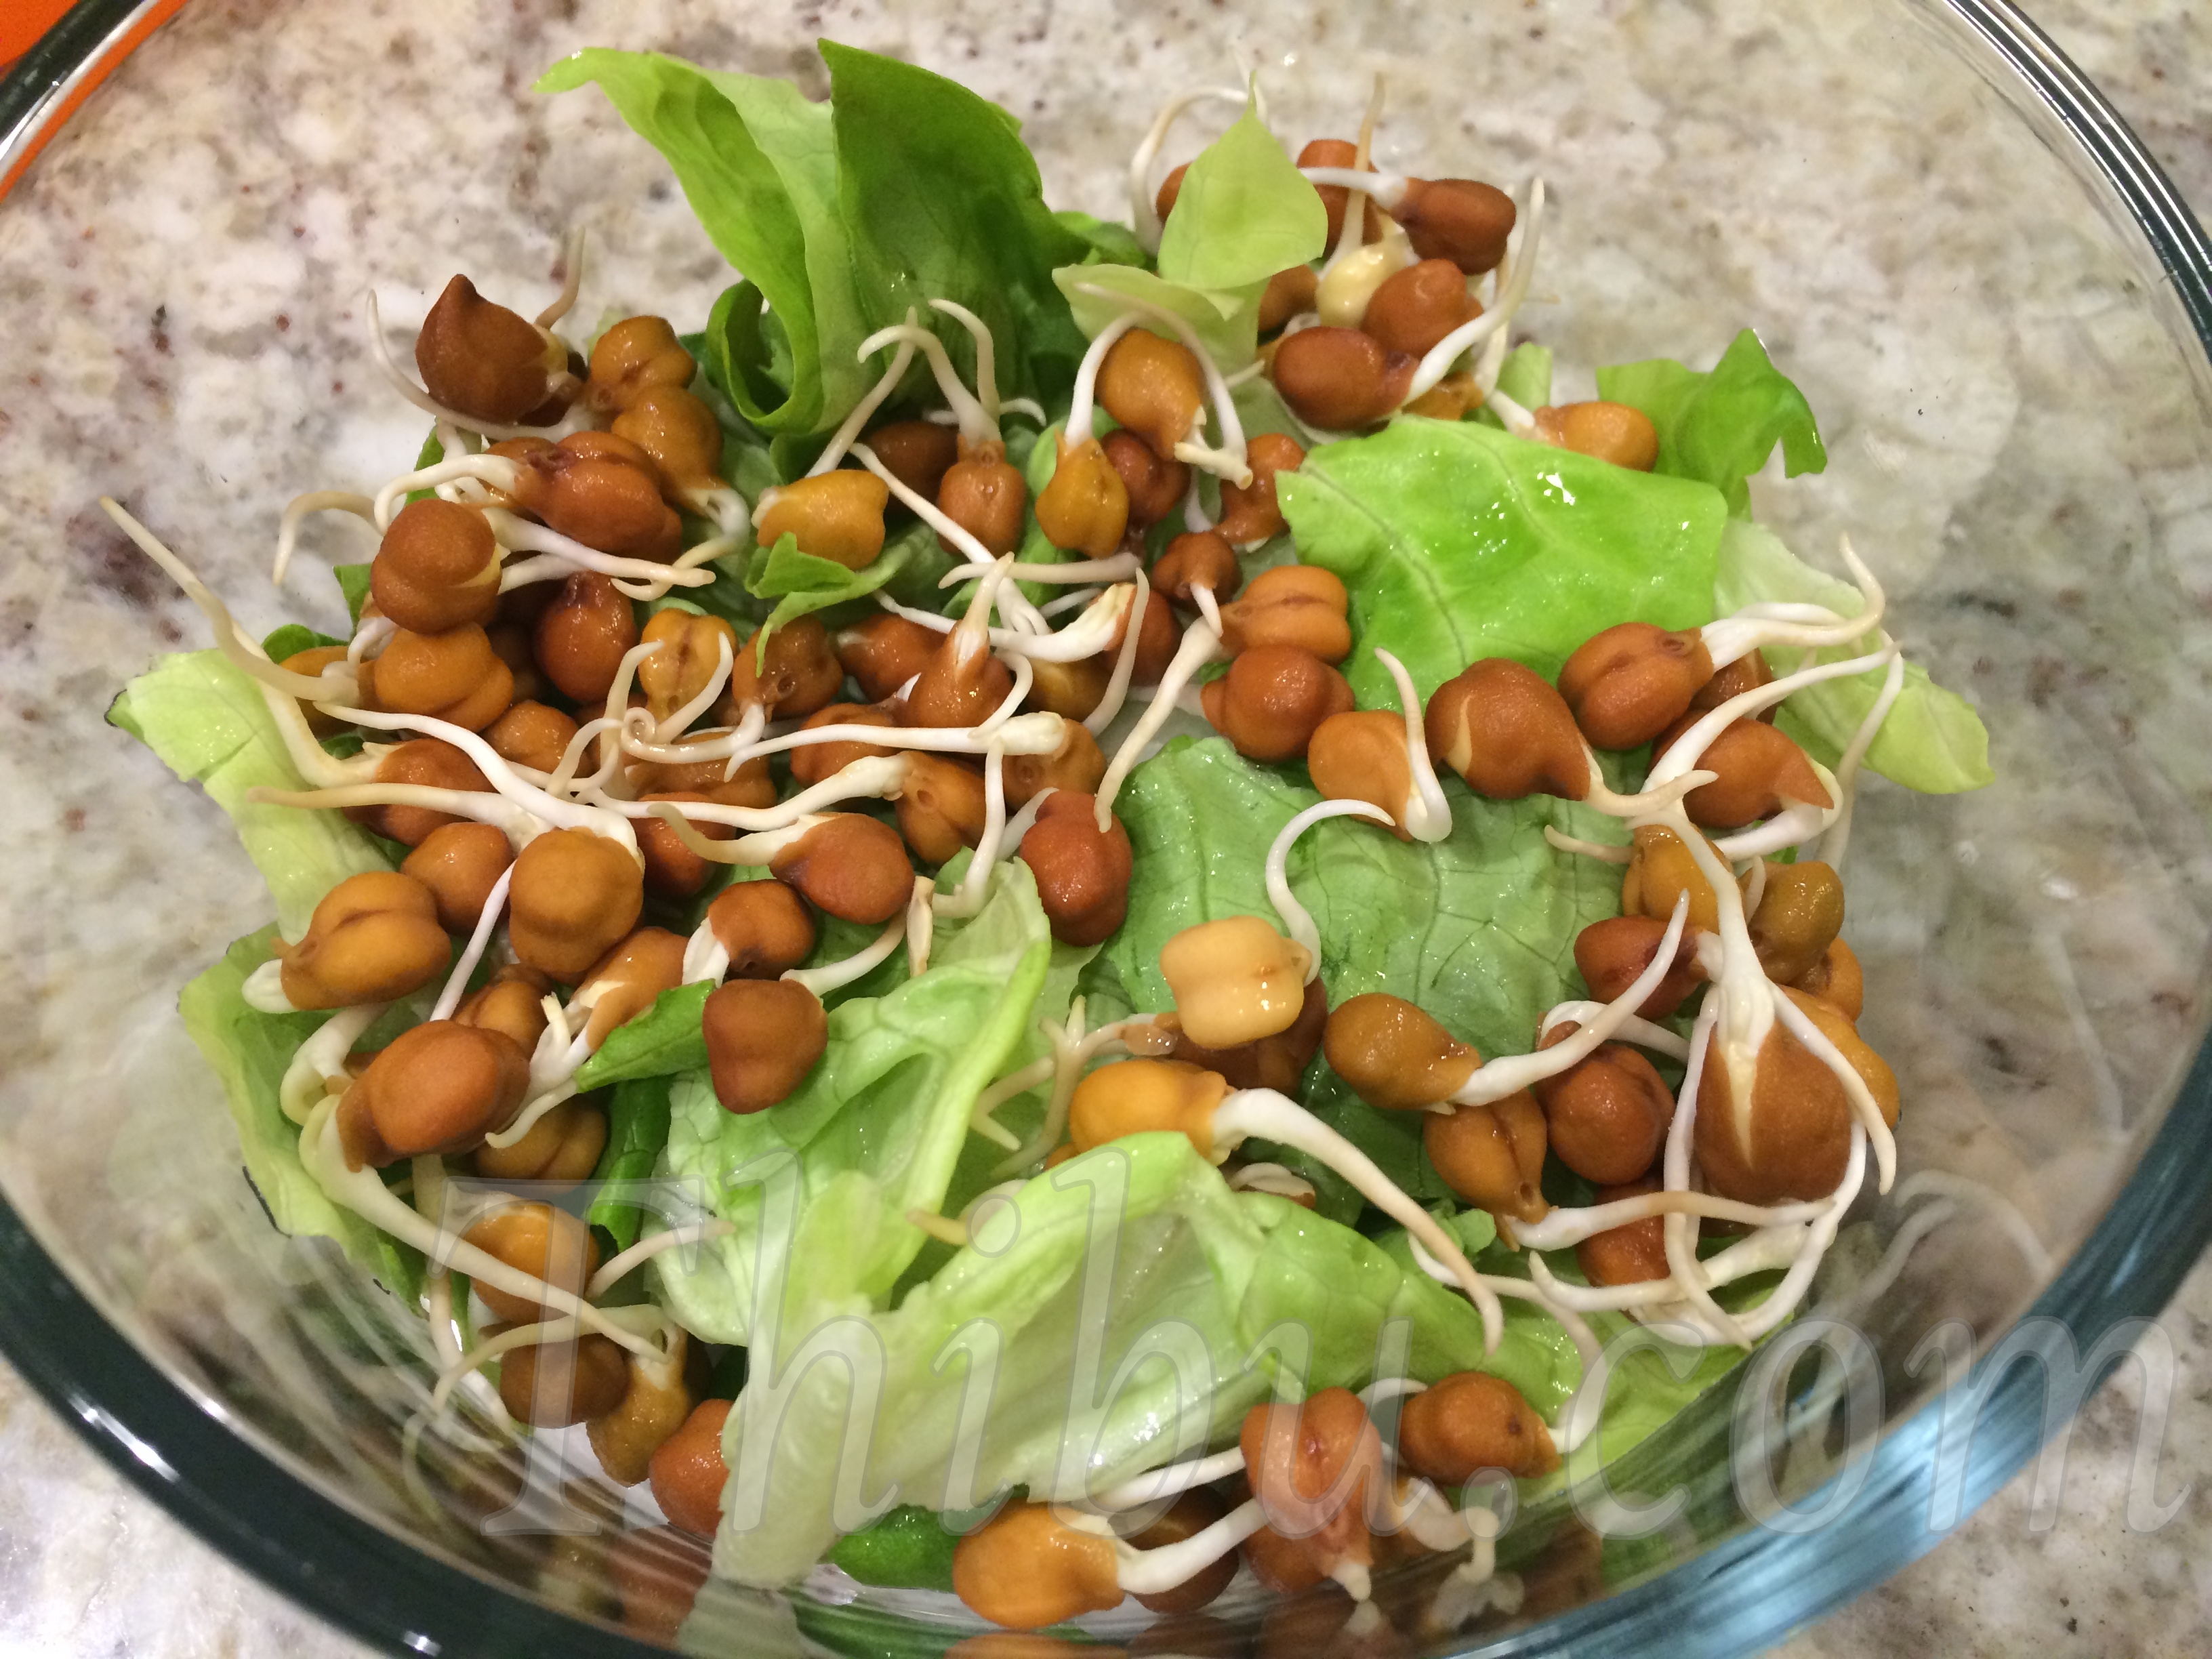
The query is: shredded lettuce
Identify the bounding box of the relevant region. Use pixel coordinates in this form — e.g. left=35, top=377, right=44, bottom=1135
left=1595, top=328, right=1828, bottom=517
left=1716, top=519, right=1993, bottom=793
left=1278, top=417, right=1725, bottom=705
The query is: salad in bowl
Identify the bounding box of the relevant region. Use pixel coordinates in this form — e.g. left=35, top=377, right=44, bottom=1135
left=104, top=39, right=1992, bottom=1644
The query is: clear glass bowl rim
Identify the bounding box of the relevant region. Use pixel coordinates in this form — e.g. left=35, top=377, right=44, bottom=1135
left=4, top=2, right=2210, bottom=1655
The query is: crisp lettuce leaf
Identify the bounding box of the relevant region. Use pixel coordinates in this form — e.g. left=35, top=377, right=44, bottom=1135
left=1052, top=262, right=1260, bottom=372
left=1097, top=738, right=1624, bottom=1215
left=1053, top=209, right=1147, bottom=268
left=1155, top=99, right=1326, bottom=292
left=1595, top=328, right=1826, bottom=516
left=575, top=983, right=714, bottom=1092
left=539, top=52, right=870, bottom=434
left=821, top=43, right=1090, bottom=412
left=650, top=865, right=1053, bottom=1345
left=112, top=650, right=392, bottom=938
left=1716, top=519, right=1992, bottom=793
left=1278, top=417, right=1725, bottom=705
left=590, top=1074, right=676, bottom=1253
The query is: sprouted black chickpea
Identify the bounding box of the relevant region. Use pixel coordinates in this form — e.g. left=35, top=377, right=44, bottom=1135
left=1653, top=712, right=1833, bottom=829
left=1558, top=621, right=1715, bottom=750
left=1576, top=1178, right=1668, bottom=1286
left=1018, top=792, right=1132, bottom=946
left=1218, top=564, right=1350, bottom=660
left=788, top=703, right=898, bottom=785
left=1003, top=719, right=1106, bottom=805
left=472, top=1094, right=607, bottom=1185
left=508, top=433, right=680, bottom=556
left=485, top=698, right=579, bottom=775
left=1257, top=263, right=1321, bottom=333
left=1695, top=988, right=1898, bottom=1204
left=1322, top=992, right=1478, bottom=1110
left=726, top=617, right=844, bottom=722
left=367, top=621, right=514, bottom=731
left=1572, top=914, right=1708, bottom=1021
left=705, top=879, right=817, bottom=978
left=1200, top=643, right=1355, bottom=762
left=506, top=826, right=645, bottom=983
left=533, top=571, right=640, bottom=703
left=1535, top=1037, right=1673, bottom=1186
left=371, top=497, right=501, bottom=634
left=1033, top=435, right=1130, bottom=556
left=340, top=737, right=493, bottom=847
left=703, top=979, right=828, bottom=1113
left=936, top=440, right=1027, bottom=557
left=768, top=814, right=914, bottom=924
left=1151, top=530, right=1242, bottom=607
left=1306, top=709, right=1416, bottom=839
left=834, top=614, right=941, bottom=704
left=455, top=962, right=555, bottom=1054
left=1270, top=325, right=1414, bottom=430
left=1102, top=429, right=1189, bottom=530
left=279, top=870, right=451, bottom=1008
left=339, top=1021, right=532, bottom=1168
left=1097, top=328, right=1206, bottom=457
left=1214, top=431, right=1305, bottom=546
left=1424, top=657, right=1589, bottom=802
left=895, top=753, right=989, bottom=865
left=1361, top=257, right=1483, bottom=357
left=497, top=1333, right=630, bottom=1427
left=1425, top=1091, right=1549, bottom=1223
left=1392, top=176, right=1518, bottom=273
left=864, top=419, right=960, bottom=503
left=415, top=274, right=568, bottom=425
left=401, top=821, right=515, bottom=933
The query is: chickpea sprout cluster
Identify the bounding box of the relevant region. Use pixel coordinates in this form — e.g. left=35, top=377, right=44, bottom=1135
left=112, top=44, right=1992, bottom=1644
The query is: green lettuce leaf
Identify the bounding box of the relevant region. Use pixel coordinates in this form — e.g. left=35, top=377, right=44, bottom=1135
left=261, top=623, right=344, bottom=661
left=1278, top=417, right=1725, bottom=705
left=575, top=983, right=713, bottom=1092
left=1474, top=342, right=1554, bottom=429
left=333, top=565, right=373, bottom=627
left=1097, top=737, right=1624, bottom=1214
left=650, top=865, right=1053, bottom=1345
left=1715, top=519, right=1992, bottom=792
left=821, top=43, right=1090, bottom=412
left=590, top=1074, right=678, bottom=1253
left=1053, top=209, right=1147, bottom=268
left=1595, top=328, right=1827, bottom=516
left=112, top=651, right=392, bottom=938
left=180, top=928, right=421, bottom=1294
left=538, top=51, right=870, bottom=434
left=1155, top=99, right=1326, bottom=292
left=1052, top=262, right=1259, bottom=373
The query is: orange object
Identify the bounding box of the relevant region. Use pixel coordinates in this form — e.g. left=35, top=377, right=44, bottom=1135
left=1, top=0, right=190, bottom=201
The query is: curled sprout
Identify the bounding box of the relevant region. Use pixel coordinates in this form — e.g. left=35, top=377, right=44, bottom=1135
left=1700, top=535, right=1886, bottom=671
left=858, top=319, right=997, bottom=451
left=1267, top=798, right=1397, bottom=980
left=272, top=490, right=374, bottom=586
left=1375, top=648, right=1453, bottom=841
left=278, top=1000, right=387, bottom=1126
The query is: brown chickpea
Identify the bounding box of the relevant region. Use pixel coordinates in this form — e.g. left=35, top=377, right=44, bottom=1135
left=787, top=703, right=898, bottom=786
left=1572, top=914, right=1708, bottom=1021
left=1654, top=714, right=1832, bottom=830
left=1004, top=720, right=1106, bottom=806
left=613, top=384, right=725, bottom=495
left=1027, top=654, right=1111, bottom=722
left=1689, top=649, right=1776, bottom=714
left=1019, top=792, right=1132, bottom=946
left=415, top=274, right=565, bottom=425
left=937, top=439, right=1027, bottom=558
left=507, top=827, right=645, bottom=983
left=472, top=1094, right=607, bottom=1185
left=371, top=498, right=501, bottom=634
left=1536, top=1041, right=1672, bottom=1185
left=337, top=1021, right=531, bottom=1169
left=649, top=1398, right=733, bottom=1540
left=1398, top=1371, right=1559, bottom=1484
left=1154, top=161, right=1189, bottom=222
left=1425, top=1091, right=1548, bottom=1223
left=1151, top=531, right=1242, bottom=607
left=1240, top=1388, right=1383, bottom=1576
left=278, top=870, right=449, bottom=1008
left=1242, top=1520, right=1330, bottom=1597
left=1130, top=1488, right=1237, bottom=1615
left=608, top=1528, right=710, bottom=1644
left=1258, top=263, right=1322, bottom=333
left=1748, top=860, right=1846, bottom=985
left=835, top=614, right=941, bottom=704
left=1324, top=994, right=1478, bottom=1110
left=703, top=978, right=828, bottom=1113
left=1218, top=564, right=1349, bottom=660
left=575, top=927, right=689, bottom=1047
left=342, top=737, right=493, bottom=848
left=1307, top=710, right=1416, bottom=839
left=707, top=878, right=818, bottom=978
left=1620, top=823, right=1730, bottom=933
left=1130, top=587, right=1181, bottom=686
left=587, top=314, right=695, bottom=415
left=1696, top=987, right=1898, bottom=1204
left=485, top=699, right=578, bottom=775
left=485, top=619, right=547, bottom=706
left=279, top=645, right=351, bottom=738
left=1424, top=657, right=1589, bottom=802
left=625, top=741, right=769, bottom=802
left=1297, top=138, right=1380, bottom=247
left=1271, top=326, right=1415, bottom=430
left=1362, top=258, right=1482, bottom=357
left=401, top=821, right=514, bottom=933
left=1102, top=429, right=1189, bottom=530
left=589, top=1334, right=698, bottom=1487
left=865, top=419, right=959, bottom=503
left=463, top=1202, right=598, bottom=1322
left=533, top=572, right=639, bottom=703
left=1034, top=435, right=1130, bottom=556
left=455, top=962, right=555, bottom=1054
left=1576, top=1178, right=1668, bottom=1287
left=1393, top=178, right=1518, bottom=274
left=1202, top=645, right=1354, bottom=762
left=1214, top=432, right=1306, bottom=547
left=498, top=1334, right=630, bottom=1427
left=371, top=623, right=514, bottom=731
left=754, top=471, right=889, bottom=571
left=1069, top=1059, right=1228, bottom=1155
left=1796, top=937, right=1864, bottom=1020
left=1533, top=401, right=1660, bottom=472
left=769, top=814, right=914, bottom=924
left=509, top=441, right=680, bottom=557
left=1169, top=975, right=1328, bottom=1094
left=896, top=753, right=989, bottom=865
left=1557, top=622, right=1716, bottom=750
left=722, top=617, right=844, bottom=723
left=953, top=1502, right=1122, bottom=1631
left=636, top=609, right=738, bottom=726
left=1405, top=372, right=1482, bottom=422
left=902, top=631, right=1016, bottom=729
left=1099, top=329, right=1207, bottom=457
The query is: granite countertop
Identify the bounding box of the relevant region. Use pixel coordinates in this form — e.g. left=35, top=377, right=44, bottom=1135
left=0, top=0, right=2208, bottom=1654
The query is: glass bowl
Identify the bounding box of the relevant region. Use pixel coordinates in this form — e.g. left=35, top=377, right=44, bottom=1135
left=3, top=1, right=2209, bottom=1654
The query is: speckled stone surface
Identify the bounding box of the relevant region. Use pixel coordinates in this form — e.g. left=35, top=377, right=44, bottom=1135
left=0, top=0, right=2209, bottom=1654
